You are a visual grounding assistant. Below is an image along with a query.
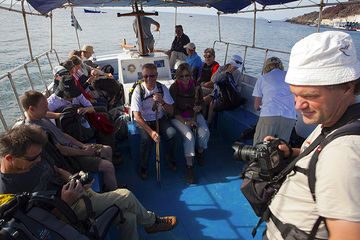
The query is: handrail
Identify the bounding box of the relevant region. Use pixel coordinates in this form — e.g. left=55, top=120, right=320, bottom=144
left=0, top=49, right=60, bottom=132
left=212, top=40, right=290, bottom=71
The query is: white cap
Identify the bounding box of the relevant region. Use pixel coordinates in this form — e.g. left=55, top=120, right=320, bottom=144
left=52, top=66, right=67, bottom=76
left=285, top=31, right=360, bottom=86
left=183, top=42, right=196, bottom=50
left=229, top=54, right=243, bottom=68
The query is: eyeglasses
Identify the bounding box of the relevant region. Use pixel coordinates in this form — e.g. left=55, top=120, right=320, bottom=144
left=234, top=60, right=243, bottom=65
left=21, top=151, right=42, bottom=162
left=204, top=55, right=213, bottom=59
left=143, top=74, right=157, bottom=79
left=179, top=74, right=191, bottom=79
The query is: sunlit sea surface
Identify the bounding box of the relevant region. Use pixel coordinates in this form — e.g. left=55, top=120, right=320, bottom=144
left=0, top=7, right=359, bottom=129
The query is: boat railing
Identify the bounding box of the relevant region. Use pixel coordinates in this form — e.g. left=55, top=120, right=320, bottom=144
left=213, top=40, right=291, bottom=78
left=0, top=49, right=60, bottom=132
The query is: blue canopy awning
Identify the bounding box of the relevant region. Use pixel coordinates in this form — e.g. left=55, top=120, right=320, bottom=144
left=27, top=0, right=301, bottom=15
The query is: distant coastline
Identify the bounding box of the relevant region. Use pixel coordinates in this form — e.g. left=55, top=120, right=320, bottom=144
left=286, top=2, right=360, bottom=30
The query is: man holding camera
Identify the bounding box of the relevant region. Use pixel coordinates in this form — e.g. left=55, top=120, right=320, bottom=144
left=131, top=63, right=180, bottom=180
left=264, top=31, right=360, bottom=239
left=0, top=125, right=177, bottom=240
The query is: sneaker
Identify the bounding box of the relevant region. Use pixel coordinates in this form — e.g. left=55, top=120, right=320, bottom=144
left=145, top=216, right=177, bottom=233
left=196, top=152, right=205, bottom=167
left=186, top=166, right=195, bottom=184
left=139, top=167, right=148, bottom=180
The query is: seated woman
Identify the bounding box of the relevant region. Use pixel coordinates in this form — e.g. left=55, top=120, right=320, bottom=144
left=252, top=57, right=296, bottom=145
left=197, top=48, right=219, bottom=97
left=169, top=63, right=210, bottom=184
left=205, top=54, right=245, bottom=125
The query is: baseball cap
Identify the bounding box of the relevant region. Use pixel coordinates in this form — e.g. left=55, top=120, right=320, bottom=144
left=183, top=42, right=195, bottom=50
left=285, top=31, right=360, bottom=86
left=229, top=54, right=243, bottom=68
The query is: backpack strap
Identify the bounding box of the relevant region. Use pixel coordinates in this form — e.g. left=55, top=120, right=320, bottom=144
left=142, top=81, right=163, bottom=101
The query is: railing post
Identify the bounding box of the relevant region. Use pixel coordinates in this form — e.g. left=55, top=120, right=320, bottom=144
left=0, top=110, right=8, bottom=132
left=23, top=64, right=35, bottom=90
left=317, top=0, right=324, bottom=32
left=243, top=46, right=248, bottom=73
left=252, top=1, right=257, bottom=47
left=174, top=7, right=177, bottom=26
left=262, top=49, right=269, bottom=74
left=7, top=73, right=25, bottom=119
left=50, top=11, right=53, bottom=50
left=224, top=43, right=229, bottom=65
left=217, top=12, right=222, bottom=42
left=35, top=58, right=50, bottom=95
left=46, top=52, right=53, bottom=71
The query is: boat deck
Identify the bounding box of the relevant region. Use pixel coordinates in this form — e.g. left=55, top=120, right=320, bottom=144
left=114, top=128, right=264, bottom=240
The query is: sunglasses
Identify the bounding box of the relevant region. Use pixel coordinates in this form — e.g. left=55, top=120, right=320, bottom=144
left=22, top=151, right=42, bottom=162
left=204, top=55, right=213, bottom=59
left=234, top=60, right=243, bottom=65
left=143, top=74, right=157, bottom=79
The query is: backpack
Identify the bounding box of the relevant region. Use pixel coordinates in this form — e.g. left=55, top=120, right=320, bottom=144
left=241, top=114, right=360, bottom=239
left=213, top=72, right=246, bottom=111
left=108, top=106, right=131, bottom=141
left=128, top=81, right=163, bottom=105
left=58, top=106, right=95, bottom=142
left=0, top=192, right=121, bottom=240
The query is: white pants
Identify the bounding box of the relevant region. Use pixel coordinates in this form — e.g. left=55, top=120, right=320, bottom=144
left=169, top=51, right=187, bottom=69
left=171, top=114, right=210, bottom=159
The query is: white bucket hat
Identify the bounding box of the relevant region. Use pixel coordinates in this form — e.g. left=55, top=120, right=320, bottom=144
left=229, top=54, right=243, bottom=68
left=285, top=31, right=360, bottom=86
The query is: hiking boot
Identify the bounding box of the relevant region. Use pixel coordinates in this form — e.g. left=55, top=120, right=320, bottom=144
left=145, top=216, right=177, bottom=233
left=139, top=167, right=148, bottom=180
left=196, top=152, right=205, bottom=167
left=186, top=166, right=195, bottom=184
left=169, top=161, right=177, bottom=171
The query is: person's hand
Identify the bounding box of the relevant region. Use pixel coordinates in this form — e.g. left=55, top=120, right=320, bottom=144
left=225, top=64, right=237, bottom=73
left=263, top=136, right=292, bottom=158
left=185, top=120, right=197, bottom=127
left=193, top=105, right=202, bottom=113
left=151, top=130, right=160, bottom=143
left=153, top=93, right=164, bottom=105
left=78, top=171, right=94, bottom=189
left=83, top=146, right=96, bottom=156
left=61, top=179, right=84, bottom=206
left=77, top=107, right=88, bottom=115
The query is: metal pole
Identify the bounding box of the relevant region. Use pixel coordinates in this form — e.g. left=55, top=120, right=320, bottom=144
left=21, top=0, right=34, bottom=61
left=174, top=7, right=177, bottom=26
left=23, top=64, right=35, bottom=90
left=217, top=12, right=222, bottom=41
left=35, top=58, right=50, bottom=95
left=252, top=2, right=257, bottom=47
left=7, top=73, right=25, bottom=119
left=50, top=11, right=53, bottom=50
left=224, top=43, right=229, bottom=65
left=317, top=0, right=324, bottom=32
left=0, top=110, right=8, bottom=132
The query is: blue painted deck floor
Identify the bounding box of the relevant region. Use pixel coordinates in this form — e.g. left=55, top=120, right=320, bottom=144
left=115, top=130, right=264, bottom=240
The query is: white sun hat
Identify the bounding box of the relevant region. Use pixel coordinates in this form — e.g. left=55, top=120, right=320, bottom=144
left=229, top=54, right=243, bottom=68
left=285, top=31, right=360, bottom=86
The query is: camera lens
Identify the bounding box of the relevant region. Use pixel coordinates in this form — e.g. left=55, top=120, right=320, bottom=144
left=232, top=141, right=257, bottom=162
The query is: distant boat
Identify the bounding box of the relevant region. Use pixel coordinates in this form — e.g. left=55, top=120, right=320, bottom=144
left=83, top=8, right=106, bottom=13
left=267, top=19, right=272, bottom=23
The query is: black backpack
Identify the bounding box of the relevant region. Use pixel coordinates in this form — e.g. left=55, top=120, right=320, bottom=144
left=128, top=81, right=163, bottom=106
left=0, top=192, right=121, bottom=240
left=57, top=106, right=95, bottom=142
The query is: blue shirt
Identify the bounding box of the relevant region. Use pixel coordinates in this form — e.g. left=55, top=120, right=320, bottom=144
left=185, top=52, right=203, bottom=78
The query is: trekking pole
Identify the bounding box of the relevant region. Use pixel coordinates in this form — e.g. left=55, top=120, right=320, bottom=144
left=153, top=101, right=161, bottom=186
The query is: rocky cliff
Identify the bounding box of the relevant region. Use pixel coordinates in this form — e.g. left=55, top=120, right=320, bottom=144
left=286, top=2, right=360, bottom=25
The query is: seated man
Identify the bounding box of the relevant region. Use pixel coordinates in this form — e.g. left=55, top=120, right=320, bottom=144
left=131, top=63, right=180, bottom=180
left=184, top=42, right=202, bottom=80
left=19, top=90, right=117, bottom=191
left=0, top=125, right=177, bottom=240
left=133, top=16, right=160, bottom=53
left=81, top=44, right=98, bottom=68
left=198, top=48, right=220, bottom=97
left=166, top=25, right=190, bottom=70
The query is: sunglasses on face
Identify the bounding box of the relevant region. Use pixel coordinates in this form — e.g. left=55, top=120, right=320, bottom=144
left=234, top=60, right=243, bottom=65
left=204, top=55, right=213, bottom=59
left=21, top=151, right=42, bottom=162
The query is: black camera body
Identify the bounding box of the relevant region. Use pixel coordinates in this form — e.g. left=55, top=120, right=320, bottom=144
left=69, top=172, right=93, bottom=186
left=232, top=138, right=285, bottom=180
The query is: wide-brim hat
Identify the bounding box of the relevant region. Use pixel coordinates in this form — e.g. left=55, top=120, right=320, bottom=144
left=285, top=31, right=360, bottom=86
left=183, top=42, right=196, bottom=50
left=229, top=54, right=243, bottom=68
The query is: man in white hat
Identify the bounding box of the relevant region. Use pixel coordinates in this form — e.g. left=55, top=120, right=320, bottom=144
left=81, top=44, right=98, bottom=68
left=264, top=31, right=360, bottom=239
left=184, top=42, right=202, bottom=79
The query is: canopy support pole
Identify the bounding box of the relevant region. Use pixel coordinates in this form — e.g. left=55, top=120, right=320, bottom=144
left=217, top=12, right=222, bottom=41
left=317, top=0, right=324, bottom=32
left=50, top=11, right=53, bottom=51
left=252, top=1, right=257, bottom=47
left=71, top=7, right=81, bottom=49
left=21, top=0, right=34, bottom=61
left=174, top=7, right=177, bottom=26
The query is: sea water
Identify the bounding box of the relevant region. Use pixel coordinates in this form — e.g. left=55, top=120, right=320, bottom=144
left=0, top=7, right=360, bottom=129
